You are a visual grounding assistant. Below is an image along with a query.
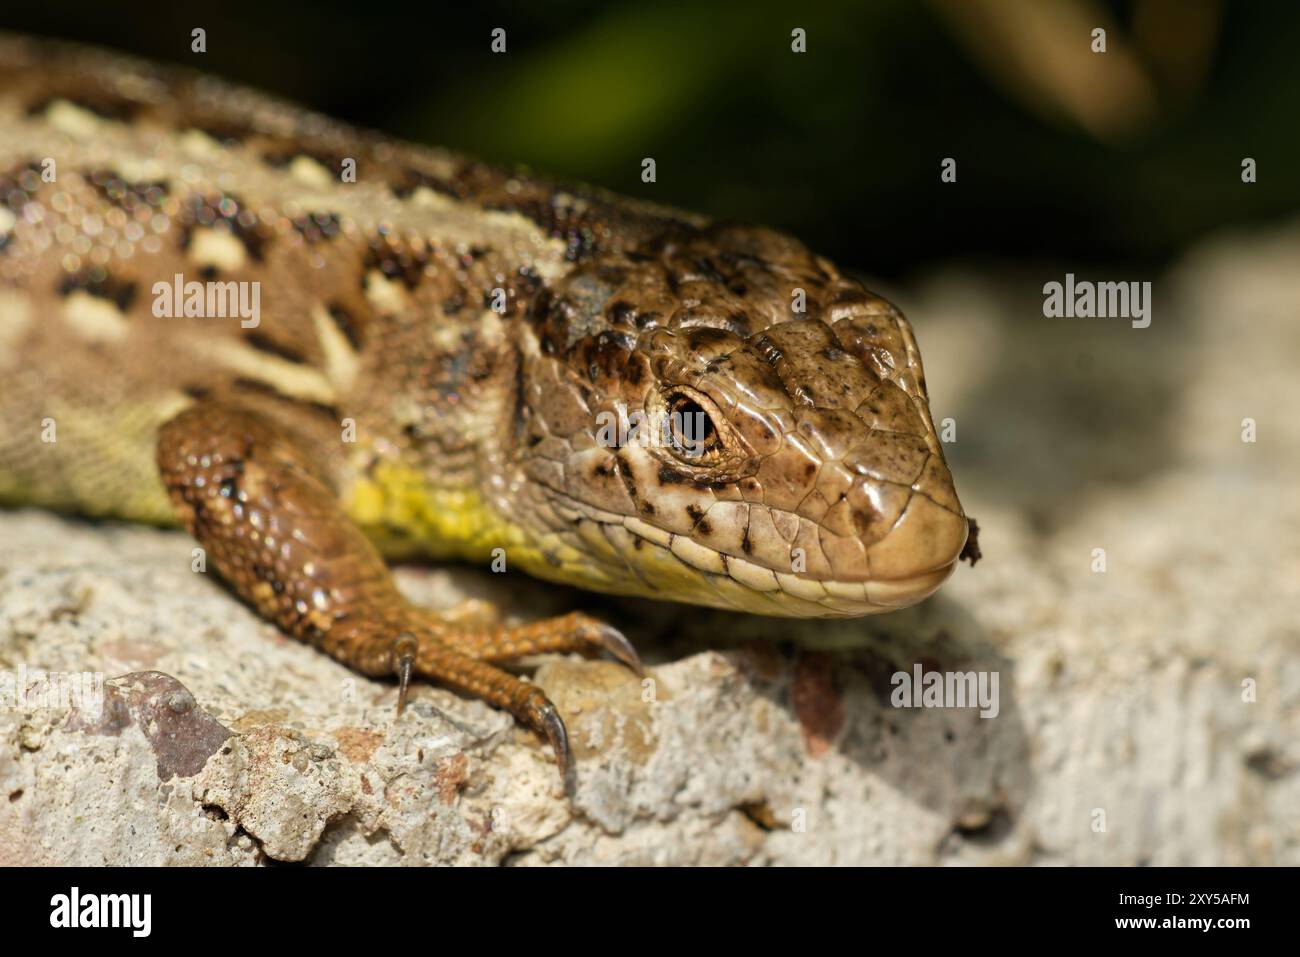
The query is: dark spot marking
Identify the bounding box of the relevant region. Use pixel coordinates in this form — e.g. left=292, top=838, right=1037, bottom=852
left=692, top=256, right=729, bottom=286
left=291, top=211, right=342, bottom=243
left=364, top=233, right=429, bottom=290
left=260, top=146, right=348, bottom=175
left=497, top=193, right=603, bottom=262
left=851, top=508, right=876, bottom=539
left=514, top=265, right=543, bottom=298
left=178, top=192, right=268, bottom=262
left=244, top=331, right=306, bottom=364
left=230, top=377, right=339, bottom=420
left=526, top=288, right=581, bottom=356
left=186, top=120, right=256, bottom=146
left=686, top=327, right=734, bottom=350
left=715, top=250, right=771, bottom=273
left=389, top=167, right=463, bottom=201
left=87, top=169, right=169, bottom=213
left=58, top=271, right=137, bottom=312
left=572, top=330, right=635, bottom=383
left=326, top=303, right=366, bottom=351
left=607, top=300, right=636, bottom=326
left=614, top=455, right=642, bottom=507
left=27, top=92, right=142, bottom=123
left=657, top=464, right=686, bottom=485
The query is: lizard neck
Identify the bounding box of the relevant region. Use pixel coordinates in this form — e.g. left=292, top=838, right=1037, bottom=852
left=340, top=309, right=532, bottom=562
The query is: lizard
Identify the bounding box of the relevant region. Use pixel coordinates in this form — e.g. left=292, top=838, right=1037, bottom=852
left=0, top=33, right=974, bottom=778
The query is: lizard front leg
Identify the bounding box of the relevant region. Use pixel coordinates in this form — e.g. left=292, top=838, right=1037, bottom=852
left=156, top=403, right=639, bottom=779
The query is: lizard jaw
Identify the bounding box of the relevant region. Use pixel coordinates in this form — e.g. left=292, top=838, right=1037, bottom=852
left=516, top=490, right=966, bottom=618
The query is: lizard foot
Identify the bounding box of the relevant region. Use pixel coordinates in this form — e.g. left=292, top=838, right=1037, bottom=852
left=157, top=401, right=639, bottom=781
left=388, top=610, right=641, bottom=777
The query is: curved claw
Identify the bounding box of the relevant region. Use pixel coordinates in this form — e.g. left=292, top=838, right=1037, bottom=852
left=585, top=622, right=644, bottom=676
left=536, top=700, right=570, bottom=780
left=392, top=632, right=418, bottom=715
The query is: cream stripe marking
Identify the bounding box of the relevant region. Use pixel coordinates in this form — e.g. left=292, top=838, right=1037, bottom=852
left=189, top=228, right=249, bottom=271
left=311, top=303, right=360, bottom=393
left=45, top=100, right=103, bottom=137
left=63, top=292, right=130, bottom=343
left=196, top=338, right=337, bottom=404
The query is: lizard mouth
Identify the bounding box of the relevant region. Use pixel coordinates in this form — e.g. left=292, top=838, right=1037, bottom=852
left=536, top=492, right=961, bottom=618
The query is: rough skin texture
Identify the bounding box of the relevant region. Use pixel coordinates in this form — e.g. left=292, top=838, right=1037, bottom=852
left=0, top=34, right=968, bottom=767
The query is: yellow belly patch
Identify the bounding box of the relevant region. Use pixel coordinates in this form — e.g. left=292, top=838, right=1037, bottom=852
left=343, top=460, right=521, bottom=563
left=342, top=460, right=633, bottom=592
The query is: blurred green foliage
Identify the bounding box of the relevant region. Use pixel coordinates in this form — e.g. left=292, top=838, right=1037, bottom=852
left=6, top=0, right=1298, bottom=278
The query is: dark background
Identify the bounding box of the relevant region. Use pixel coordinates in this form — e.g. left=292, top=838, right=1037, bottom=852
left=3, top=0, right=1297, bottom=281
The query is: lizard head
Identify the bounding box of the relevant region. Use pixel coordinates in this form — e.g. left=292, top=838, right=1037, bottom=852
left=516, top=224, right=968, bottom=617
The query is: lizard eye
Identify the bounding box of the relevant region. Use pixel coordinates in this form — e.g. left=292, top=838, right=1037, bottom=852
left=664, top=388, right=721, bottom=460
